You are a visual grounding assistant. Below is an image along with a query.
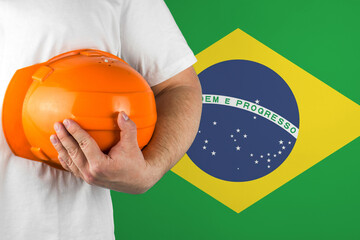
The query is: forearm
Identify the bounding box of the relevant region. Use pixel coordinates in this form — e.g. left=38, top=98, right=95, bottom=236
left=142, top=78, right=202, bottom=185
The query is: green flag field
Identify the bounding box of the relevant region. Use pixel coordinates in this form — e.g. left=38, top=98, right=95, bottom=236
left=111, top=1, right=360, bottom=239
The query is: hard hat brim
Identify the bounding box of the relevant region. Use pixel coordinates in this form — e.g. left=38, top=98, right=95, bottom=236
left=2, top=63, right=63, bottom=169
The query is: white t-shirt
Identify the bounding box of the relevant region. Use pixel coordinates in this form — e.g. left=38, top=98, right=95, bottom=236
left=0, top=0, right=197, bottom=239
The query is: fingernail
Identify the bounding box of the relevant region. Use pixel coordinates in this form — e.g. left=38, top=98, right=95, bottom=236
left=122, top=112, right=129, bottom=121
left=50, top=135, right=58, bottom=145
left=58, top=155, right=63, bottom=162
left=63, top=119, right=70, bottom=128
left=54, top=123, right=60, bottom=132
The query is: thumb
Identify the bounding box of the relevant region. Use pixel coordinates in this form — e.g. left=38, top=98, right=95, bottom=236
left=116, top=111, right=139, bottom=148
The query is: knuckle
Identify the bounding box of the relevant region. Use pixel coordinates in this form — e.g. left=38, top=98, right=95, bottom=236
left=57, top=144, right=67, bottom=153
left=67, top=146, right=79, bottom=159
left=83, top=173, right=95, bottom=185
left=64, top=157, right=74, bottom=167
left=78, top=137, right=90, bottom=149
left=89, top=164, right=102, bottom=177
left=54, top=143, right=64, bottom=152
left=57, top=133, right=68, bottom=142
left=58, top=157, right=68, bottom=169
left=60, top=154, right=70, bottom=165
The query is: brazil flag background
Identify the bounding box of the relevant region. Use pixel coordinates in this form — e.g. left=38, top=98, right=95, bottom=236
left=111, top=1, right=360, bottom=239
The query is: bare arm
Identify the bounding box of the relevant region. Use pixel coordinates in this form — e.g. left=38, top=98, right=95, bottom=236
left=143, top=66, right=203, bottom=186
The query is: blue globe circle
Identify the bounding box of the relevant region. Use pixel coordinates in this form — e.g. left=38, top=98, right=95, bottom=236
left=187, top=60, right=300, bottom=182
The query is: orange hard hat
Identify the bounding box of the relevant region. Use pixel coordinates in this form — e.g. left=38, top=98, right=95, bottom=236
left=2, top=49, right=157, bottom=170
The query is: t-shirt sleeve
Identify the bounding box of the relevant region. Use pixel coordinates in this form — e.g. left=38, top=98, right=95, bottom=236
left=119, top=0, right=197, bottom=87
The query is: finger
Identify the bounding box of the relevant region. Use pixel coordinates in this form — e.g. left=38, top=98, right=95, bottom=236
left=50, top=133, right=82, bottom=177
left=108, top=112, right=139, bottom=158
left=54, top=122, right=88, bottom=173
left=58, top=155, right=71, bottom=172
left=116, top=111, right=139, bottom=148
left=62, top=119, right=105, bottom=163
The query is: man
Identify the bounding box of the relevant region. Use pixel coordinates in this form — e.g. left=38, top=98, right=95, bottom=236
left=0, top=0, right=202, bottom=239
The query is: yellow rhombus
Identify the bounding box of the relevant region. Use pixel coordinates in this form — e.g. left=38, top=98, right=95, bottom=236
left=171, top=28, right=360, bottom=213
